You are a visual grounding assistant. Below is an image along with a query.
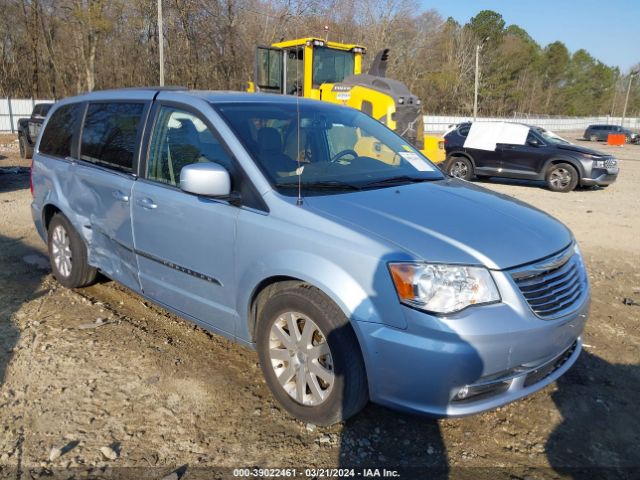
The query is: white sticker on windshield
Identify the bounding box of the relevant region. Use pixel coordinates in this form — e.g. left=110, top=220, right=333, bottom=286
left=398, top=152, right=434, bottom=172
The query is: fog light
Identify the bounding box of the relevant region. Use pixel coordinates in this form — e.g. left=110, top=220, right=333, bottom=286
left=456, top=385, right=469, bottom=399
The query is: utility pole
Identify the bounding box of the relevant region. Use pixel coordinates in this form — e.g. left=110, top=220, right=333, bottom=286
left=473, top=37, right=489, bottom=121
left=158, top=0, right=164, bottom=86
left=621, top=70, right=638, bottom=128
left=610, top=74, right=620, bottom=118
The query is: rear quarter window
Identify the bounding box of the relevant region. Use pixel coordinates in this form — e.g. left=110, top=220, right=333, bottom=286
left=39, top=103, right=83, bottom=158
left=81, top=102, right=145, bottom=173
left=457, top=125, right=470, bottom=137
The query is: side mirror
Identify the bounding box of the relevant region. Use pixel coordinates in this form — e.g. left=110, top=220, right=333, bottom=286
left=180, top=163, right=231, bottom=197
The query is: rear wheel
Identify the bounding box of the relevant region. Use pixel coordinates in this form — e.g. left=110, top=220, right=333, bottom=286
left=47, top=213, right=97, bottom=288
left=256, top=283, right=368, bottom=425
left=545, top=163, right=578, bottom=193
left=19, top=135, right=33, bottom=159
left=447, top=156, right=473, bottom=181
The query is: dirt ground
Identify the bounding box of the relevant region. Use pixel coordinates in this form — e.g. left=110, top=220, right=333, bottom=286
left=0, top=132, right=639, bottom=480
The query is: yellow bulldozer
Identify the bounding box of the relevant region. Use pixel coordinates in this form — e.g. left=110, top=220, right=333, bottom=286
left=247, top=37, right=445, bottom=163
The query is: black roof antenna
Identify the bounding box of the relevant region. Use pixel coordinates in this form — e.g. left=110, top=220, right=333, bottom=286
left=295, top=25, right=303, bottom=207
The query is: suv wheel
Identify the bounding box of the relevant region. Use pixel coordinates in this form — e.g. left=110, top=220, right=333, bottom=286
left=47, top=213, right=97, bottom=288
left=447, top=156, right=473, bottom=180
left=545, top=163, right=578, bottom=193
left=256, top=283, right=368, bottom=425
left=19, top=135, right=33, bottom=159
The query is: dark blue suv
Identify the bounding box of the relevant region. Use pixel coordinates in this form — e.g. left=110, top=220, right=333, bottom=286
left=444, top=122, right=619, bottom=192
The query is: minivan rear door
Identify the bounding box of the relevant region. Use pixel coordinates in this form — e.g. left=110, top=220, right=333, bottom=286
left=71, top=99, right=150, bottom=292
left=131, top=102, right=239, bottom=336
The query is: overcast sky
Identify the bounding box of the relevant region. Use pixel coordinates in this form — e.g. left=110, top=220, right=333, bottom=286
left=421, top=0, right=639, bottom=72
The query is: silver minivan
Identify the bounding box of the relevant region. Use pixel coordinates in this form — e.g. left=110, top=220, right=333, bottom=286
left=31, top=89, right=590, bottom=425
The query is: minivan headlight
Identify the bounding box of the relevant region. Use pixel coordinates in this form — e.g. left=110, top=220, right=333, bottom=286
left=388, top=263, right=500, bottom=314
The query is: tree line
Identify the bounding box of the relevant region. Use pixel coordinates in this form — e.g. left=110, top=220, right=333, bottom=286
left=1, top=0, right=638, bottom=118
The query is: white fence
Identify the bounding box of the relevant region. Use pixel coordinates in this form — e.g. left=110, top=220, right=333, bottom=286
left=423, top=114, right=640, bottom=134
left=0, top=98, right=54, bottom=133
left=2, top=97, right=640, bottom=135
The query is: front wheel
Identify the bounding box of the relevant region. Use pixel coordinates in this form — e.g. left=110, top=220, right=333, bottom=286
left=545, top=163, right=578, bottom=192
left=256, top=283, right=368, bottom=425
left=447, top=156, right=474, bottom=180
left=47, top=213, right=97, bottom=288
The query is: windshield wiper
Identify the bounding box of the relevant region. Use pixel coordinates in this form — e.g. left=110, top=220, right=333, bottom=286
left=275, top=180, right=362, bottom=190
left=361, top=175, right=438, bottom=188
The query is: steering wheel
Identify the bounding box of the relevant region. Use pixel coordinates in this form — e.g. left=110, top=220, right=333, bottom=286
left=330, top=149, right=358, bottom=163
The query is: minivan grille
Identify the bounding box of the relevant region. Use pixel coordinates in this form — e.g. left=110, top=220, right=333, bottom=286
left=510, top=246, right=587, bottom=319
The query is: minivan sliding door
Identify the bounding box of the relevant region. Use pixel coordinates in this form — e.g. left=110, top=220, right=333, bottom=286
left=73, top=101, right=148, bottom=292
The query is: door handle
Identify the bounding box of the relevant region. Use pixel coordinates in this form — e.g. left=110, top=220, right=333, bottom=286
left=112, top=190, right=129, bottom=202
left=136, top=197, right=157, bottom=210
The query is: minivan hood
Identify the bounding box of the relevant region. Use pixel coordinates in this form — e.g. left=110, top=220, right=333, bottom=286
left=556, top=143, right=606, bottom=156
left=304, top=180, right=572, bottom=270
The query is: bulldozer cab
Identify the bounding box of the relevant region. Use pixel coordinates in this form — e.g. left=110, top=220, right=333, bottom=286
left=254, top=38, right=365, bottom=99
left=250, top=37, right=445, bottom=163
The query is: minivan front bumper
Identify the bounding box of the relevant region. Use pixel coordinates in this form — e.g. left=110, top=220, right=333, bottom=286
left=353, top=270, right=590, bottom=417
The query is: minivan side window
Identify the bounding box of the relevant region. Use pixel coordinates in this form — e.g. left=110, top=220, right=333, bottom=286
left=39, top=103, right=83, bottom=158
left=81, top=102, right=145, bottom=173
left=147, top=106, right=234, bottom=186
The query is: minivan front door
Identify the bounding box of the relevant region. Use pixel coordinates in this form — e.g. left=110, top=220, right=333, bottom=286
left=131, top=105, right=239, bottom=336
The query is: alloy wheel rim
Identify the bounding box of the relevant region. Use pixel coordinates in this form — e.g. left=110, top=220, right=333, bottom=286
left=550, top=168, right=571, bottom=188
left=51, top=225, right=72, bottom=277
left=451, top=161, right=468, bottom=178
left=268, top=311, right=334, bottom=406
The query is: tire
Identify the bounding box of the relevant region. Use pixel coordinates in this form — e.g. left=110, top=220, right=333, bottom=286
left=47, top=213, right=97, bottom=288
left=256, top=283, right=368, bottom=425
left=589, top=135, right=598, bottom=142
left=447, top=156, right=474, bottom=180
left=19, top=135, right=33, bottom=159
left=545, top=163, right=578, bottom=193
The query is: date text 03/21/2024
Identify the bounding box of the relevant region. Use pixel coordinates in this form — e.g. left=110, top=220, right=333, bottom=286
left=232, top=468, right=401, bottom=478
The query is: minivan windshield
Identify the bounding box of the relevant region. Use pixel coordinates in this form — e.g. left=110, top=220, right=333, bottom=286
left=215, top=102, right=443, bottom=193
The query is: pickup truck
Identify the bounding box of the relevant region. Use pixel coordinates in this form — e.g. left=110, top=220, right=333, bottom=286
left=17, top=103, right=53, bottom=159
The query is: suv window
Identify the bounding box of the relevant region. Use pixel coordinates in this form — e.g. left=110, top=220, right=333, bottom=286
left=147, top=106, right=234, bottom=186
left=81, top=102, right=145, bottom=173
left=458, top=125, right=470, bottom=137
left=39, top=103, right=83, bottom=158
left=526, top=131, right=540, bottom=145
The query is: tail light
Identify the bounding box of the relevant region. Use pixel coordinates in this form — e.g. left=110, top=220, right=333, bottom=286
left=29, top=159, right=34, bottom=197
